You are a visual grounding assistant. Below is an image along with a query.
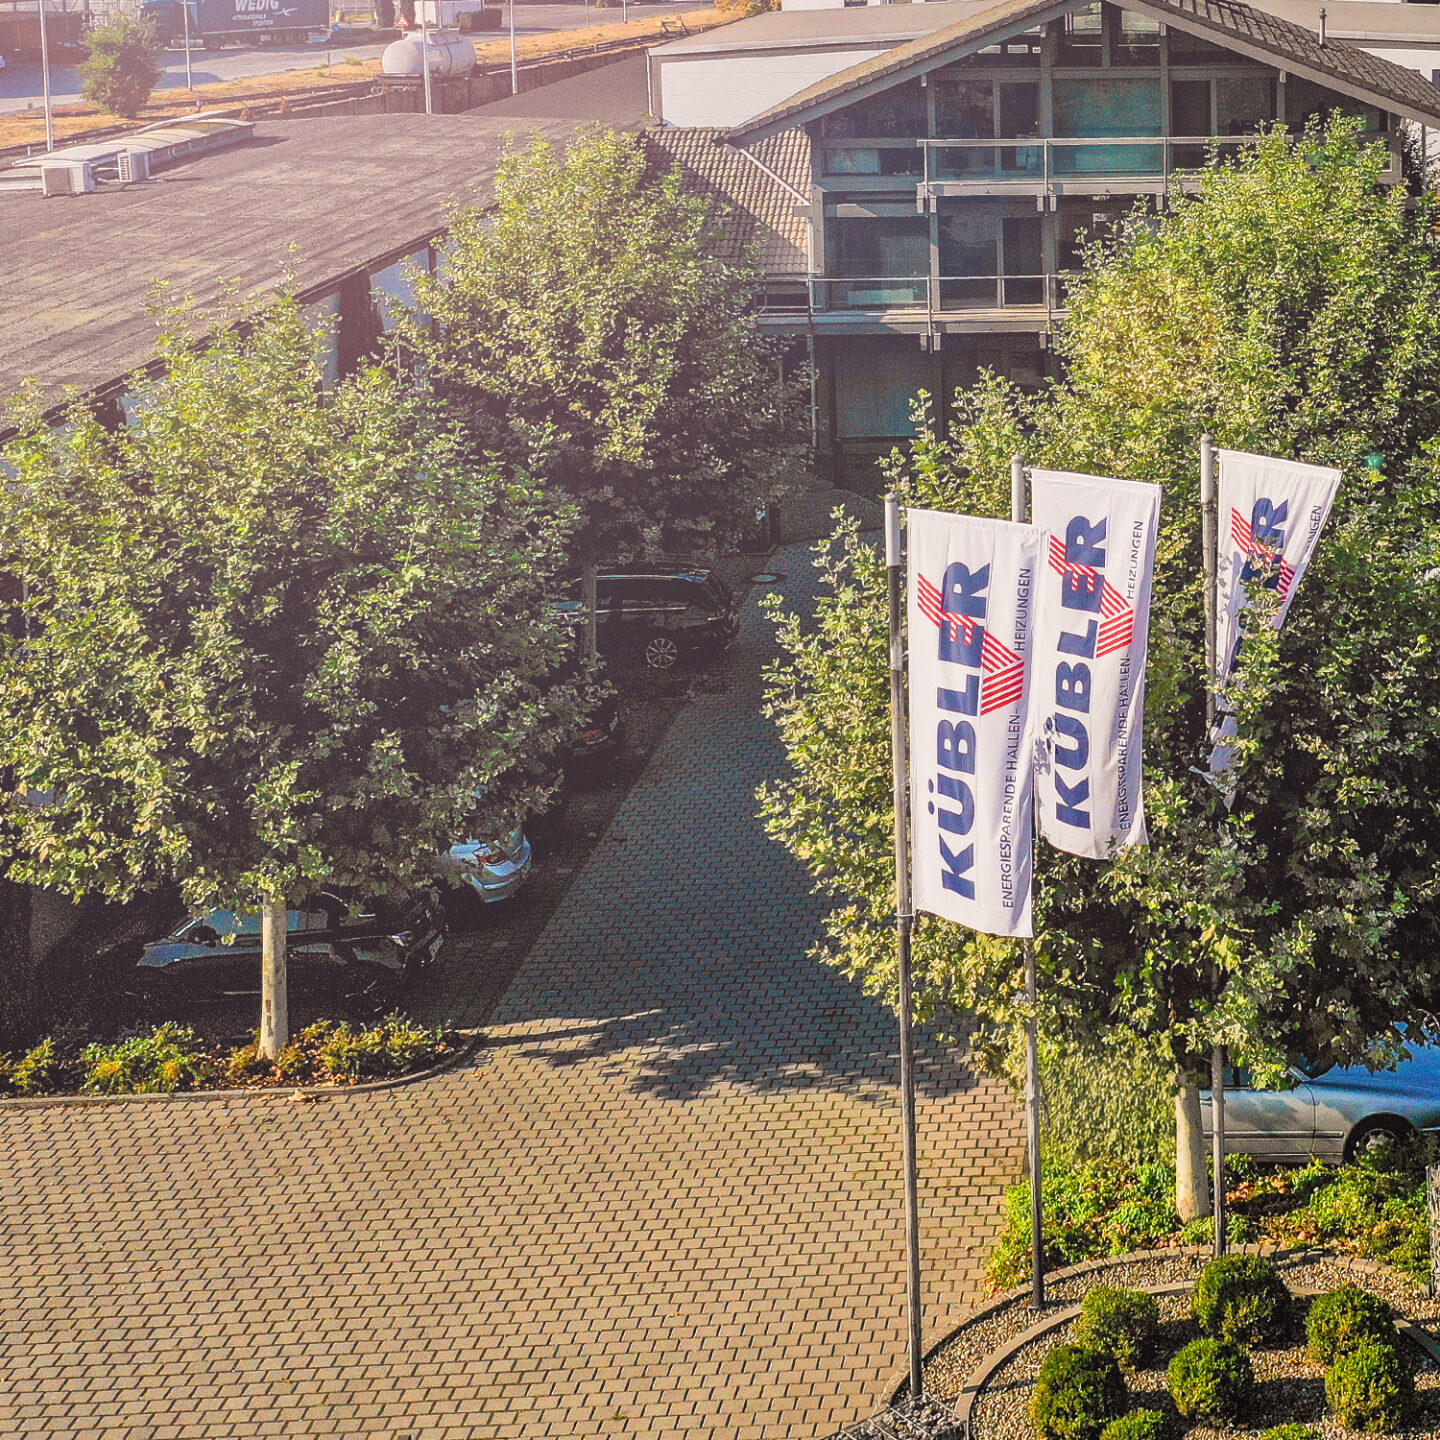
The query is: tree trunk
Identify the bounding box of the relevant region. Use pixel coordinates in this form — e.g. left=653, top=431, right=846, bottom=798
left=1176, top=1075, right=1212, bottom=1223
left=258, top=901, right=288, bottom=1060
left=582, top=562, right=598, bottom=667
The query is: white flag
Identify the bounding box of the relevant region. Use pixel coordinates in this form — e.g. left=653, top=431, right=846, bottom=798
left=1211, top=451, right=1341, bottom=779
left=907, top=508, right=1042, bottom=938
left=1031, top=470, right=1161, bottom=858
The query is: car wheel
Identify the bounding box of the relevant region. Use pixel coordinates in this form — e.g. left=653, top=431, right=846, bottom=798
left=1344, top=1116, right=1414, bottom=1164
left=643, top=633, right=682, bottom=670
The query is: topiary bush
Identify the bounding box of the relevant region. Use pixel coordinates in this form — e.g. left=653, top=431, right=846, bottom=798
left=1191, top=1254, right=1292, bottom=1344
left=1260, top=1427, right=1323, bottom=1440
left=1074, top=1287, right=1161, bottom=1372
left=1167, top=1337, right=1255, bottom=1422
left=1306, top=1285, right=1397, bottom=1366
left=1325, top=1339, right=1415, bottom=1432
left=1031, top=1344, right=1128, bottom=1440
left=1098, top=1410, right=1169, bottom=1440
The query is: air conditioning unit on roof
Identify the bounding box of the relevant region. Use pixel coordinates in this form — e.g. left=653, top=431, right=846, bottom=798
left=40, top=161, right=95, bottom=197
left=117, top=149, right=150, bottom=184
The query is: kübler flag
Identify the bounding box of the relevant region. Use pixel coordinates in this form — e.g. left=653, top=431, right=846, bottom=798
left=1031, top=469, right=1161, bottom=858
left=907, top=508, right=1042, bottom=938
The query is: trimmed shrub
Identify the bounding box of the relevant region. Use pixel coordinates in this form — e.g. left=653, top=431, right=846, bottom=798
left=1306, top=1285, right=1397, bottom=1366
left=1167, top=1337, right=1255, bottom=1422
left=1191, top=1254, right=1292, bottom=1344
left=1098, top=1411, right=1169, bottom=1440
left=1260, top=1427, right=1323, bottom=1440
left=1326, top=1339, right=1415, bottom=1432
left=1031, top=1345, right=1128, bottom=1440
left=1074, top=1287, right=1161, bottom=1372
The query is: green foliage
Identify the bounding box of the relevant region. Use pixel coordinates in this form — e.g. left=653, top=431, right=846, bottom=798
left=413, top=130, right=804, bottom=566
left=1260, top=1426, right=1323, bottom=1440
left=0, top=1037, right=68, bottom=1096
left=1167, top=1338, right=1255, bottom=1421
left=1325, top=1339, right=1415, bottom=1432
left=1306, top=1286, right=1397, bottom=1366
left=1269, top=1154, right=1431, bottom=1282
left=312, top=1014, right=448, bottom=1081
left=0, top=294, right=587, bottom=932
left=1034, top=1032, right=1176, bottom=1168
left=1073, top=1287, right=1161, bottom=1372
left=988, top=1161, right=1179, bottom=1289
left=1031, top=1345, right=1128, bottom=1440
left=760, top=121, right=1440, bottom=1138
left=80, top=1024, right=215, bottom=1094
left=79, top=16, right=163, bottom=119
left=2, top=1015, right=451, bottom=1094
left=1191, top=1255, right=1291, bottom=1344
left=1098, top=1412, right=1169, bottom=1440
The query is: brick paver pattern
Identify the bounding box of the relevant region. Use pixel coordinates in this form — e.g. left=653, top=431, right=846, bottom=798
left=1, top=544, right=1024, bottom=1439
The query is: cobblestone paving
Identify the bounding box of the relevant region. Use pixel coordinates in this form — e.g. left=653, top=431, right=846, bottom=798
left=1, top=544, right=1024, bottom=1439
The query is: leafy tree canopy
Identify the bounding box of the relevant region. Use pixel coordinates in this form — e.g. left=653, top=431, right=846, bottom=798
left=411, top=129, right=805, bottom=563
left=0, top=293, right=589, bottom=914
left=762, top=121, right=1440, bottom=1083
left=79, top=15, right=164, bottom=121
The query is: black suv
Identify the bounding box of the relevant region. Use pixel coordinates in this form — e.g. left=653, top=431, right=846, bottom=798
left=561, top=564, right=738, bottom=670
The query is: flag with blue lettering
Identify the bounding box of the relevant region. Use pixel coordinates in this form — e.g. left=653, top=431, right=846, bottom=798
left=1031, top=470, right=1161, bottom=859
left=1210, top=451, right=1340, bottom=782
left=908, top=508, right=1042, bottom=938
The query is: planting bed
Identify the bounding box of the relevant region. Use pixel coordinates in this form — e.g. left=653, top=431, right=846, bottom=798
left=920, top=1253, right=1440, bottom=1440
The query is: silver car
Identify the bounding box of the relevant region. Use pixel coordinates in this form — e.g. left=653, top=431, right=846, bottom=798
left=442, top=821, right=532, bottom=903
left=1202, top=1047, right=1440, bottom=1163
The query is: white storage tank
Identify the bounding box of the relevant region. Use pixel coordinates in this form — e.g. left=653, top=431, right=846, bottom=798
left=381, top=30, right=477, bottom=79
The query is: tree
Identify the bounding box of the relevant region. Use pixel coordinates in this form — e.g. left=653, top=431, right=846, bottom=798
left=0, top=293, right=588, bottom=1057
left=760, top=121, right=1440, bottom=1216
left=411, top=129, right=804, bottom=658
left=79, top=15, right=164, bottom=121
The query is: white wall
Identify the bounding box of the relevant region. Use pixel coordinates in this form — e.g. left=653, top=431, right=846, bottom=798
left=658, top=48, right=892, bottom=128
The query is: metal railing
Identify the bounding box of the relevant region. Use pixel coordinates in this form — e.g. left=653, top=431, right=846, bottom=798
left=805, top=274, right=1066, bottom=313
left=919, top=134, right=1264, bottom=185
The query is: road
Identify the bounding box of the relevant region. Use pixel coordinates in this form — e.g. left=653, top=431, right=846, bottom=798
left=0, top=0, right=710, bottom=116
left=2, top=542, right=1024, bottom=1439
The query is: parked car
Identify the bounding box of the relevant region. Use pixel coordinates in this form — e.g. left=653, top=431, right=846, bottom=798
left=1201, top=1046, right=1440, bottom=1163
left=125, top=891, right=445, bottom=1019
left=555, top=564, right=739, bottom=671
left=442, top=818, right=532, bottom=903
left=562, top=690, right=626, bottom=777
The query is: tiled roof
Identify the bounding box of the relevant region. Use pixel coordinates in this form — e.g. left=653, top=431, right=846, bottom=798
left=725, top=0, right=1440, bottom=142
left=647, top=127, right=811, bottom=276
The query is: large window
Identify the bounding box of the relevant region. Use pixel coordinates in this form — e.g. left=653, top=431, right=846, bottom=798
left=821, top=82, right=927, bottom=139
left=826, top=216, right=929, bottom=278
left=1053, top=76, right=1162, bottom=174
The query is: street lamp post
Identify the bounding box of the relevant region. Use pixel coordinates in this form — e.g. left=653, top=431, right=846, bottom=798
left=182, top=0, right=194, bottom=92
left=509, top=0, right=518, bottom=95
left=37, top=0, right=55, bottom=151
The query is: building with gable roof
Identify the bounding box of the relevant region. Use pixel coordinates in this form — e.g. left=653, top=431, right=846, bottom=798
left=651, top=0, right=1440, bottom=487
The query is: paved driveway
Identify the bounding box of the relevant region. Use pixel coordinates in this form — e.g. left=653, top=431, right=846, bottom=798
left=1, top=542, right=1023, bottom=1439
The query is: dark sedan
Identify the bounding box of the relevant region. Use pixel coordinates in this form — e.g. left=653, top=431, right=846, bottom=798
left=556, top=564, right=739, bottom=670
left=126, top=891, right=446, bottom=1020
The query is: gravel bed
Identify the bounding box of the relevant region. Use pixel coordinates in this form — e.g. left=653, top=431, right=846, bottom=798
left=943, top=1255, right=1440, bottom=1440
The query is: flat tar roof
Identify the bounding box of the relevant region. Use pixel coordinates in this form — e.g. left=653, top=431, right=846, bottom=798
left=0, top=56, right=651, bottom=411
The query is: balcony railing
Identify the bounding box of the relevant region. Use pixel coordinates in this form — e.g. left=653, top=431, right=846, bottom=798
left=806, top=274, right=1067, bottom=313
left=919, top=134, right=1264, bottom=185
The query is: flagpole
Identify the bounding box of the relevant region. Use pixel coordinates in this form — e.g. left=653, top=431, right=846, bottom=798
left=1011, top=454, right=1046, bottom=1310
left=1200, top=434, right=1227, bottom=1258
left=885, top=493, right=925, bottom=1402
